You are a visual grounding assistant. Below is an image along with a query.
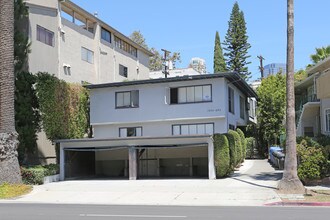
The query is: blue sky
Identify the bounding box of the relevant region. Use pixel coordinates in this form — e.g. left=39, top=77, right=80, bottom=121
left=72, top=0, right=330, bottom=81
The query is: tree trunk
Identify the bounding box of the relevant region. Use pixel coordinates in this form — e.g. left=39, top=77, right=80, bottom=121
left=0, top=0, right=22, bottom=184
left=278, top=0, right=304, bottom=194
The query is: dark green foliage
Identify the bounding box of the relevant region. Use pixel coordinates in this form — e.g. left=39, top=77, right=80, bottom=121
left=35, top=72, right=89, bottom=142
left=223, top=2, right=251, bottom=80
left=297, top=140, right=326, bottom=182
left=15, top=72, right=40, bottom=164
left=21, top=166, right=45, bottom=185
left=214, top=134, right=231, bottom=177
left=21, top=164, right=59, bottom=185
left=14, top=0, right=30, bottom=73
left=236, top=128, right=246, bottom=160
left=213, top=31, right=226, bottom=73
left=226, top=130, right=242, bottom=168
left=246, top=137, right=256, bottom=159
left=257, top=73, right=286, bottom=153
left=226, top=131, right=237, bottom=169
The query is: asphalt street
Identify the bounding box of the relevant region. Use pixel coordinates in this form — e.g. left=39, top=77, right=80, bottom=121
left=1, top=203, right=329, bottom=220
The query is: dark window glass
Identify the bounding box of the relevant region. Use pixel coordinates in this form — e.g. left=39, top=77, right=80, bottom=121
left=101, top=28, right=111, bottom=43
left=119, top=64, right=128, bottom=77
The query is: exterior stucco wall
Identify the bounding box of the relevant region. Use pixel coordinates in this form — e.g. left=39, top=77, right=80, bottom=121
left=321, top=98, right=330, bottom=135
left=90, top=77, right=250, bottom=138
left=27, top=5, right=59, bottom=76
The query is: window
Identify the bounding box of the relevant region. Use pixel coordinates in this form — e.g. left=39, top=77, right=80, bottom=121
left=240, top=96, right=245, bottom=119
left=172, top=123, right=214, bottom=135
left=64, top=66, right=71, bottom=76
left=228, top=87, right=234, bottom=114
left=249, top=98, right=256, bottom=119
left=119, top=64, right=128, bottom=78
left=37, top=25, right=54, bottom=46
left=229, top=124, right=235, bottom=130
left=114, top=36, right=137, bottom=57
left=326, top=109, right=330, bottom=132
left=101, top=28, right=111, bottom=43
left=81, top=47, right=94, bottom=64
left=170, top=85, right=211, bottom=104
left=116, top=90, right=139, bottom=108
left=119, top=127, right=142, bottom=137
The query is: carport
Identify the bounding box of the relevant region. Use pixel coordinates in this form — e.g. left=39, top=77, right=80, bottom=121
left=56, top=135, right=216, bottom=181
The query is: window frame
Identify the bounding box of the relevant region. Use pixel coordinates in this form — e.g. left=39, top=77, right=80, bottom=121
left=115, top=90, right=139, bottom=109
left=119, top=64, right=128, bottom=78
left=170, top=84, right=212, bottom=104
left=172, top=123, right=214, bottom=135
left=119, top=126, right=143, bottom=137
left=36, top=25, right=54, bottom=47
left=228, top=87, right=235, bottom=114
left=101, top=28, right=111, bottom=43
left=325, top=109, right=330, bottom=132
left=239, top=96, right=245, bottom=119
left=81, top=47, right=94, bottom=64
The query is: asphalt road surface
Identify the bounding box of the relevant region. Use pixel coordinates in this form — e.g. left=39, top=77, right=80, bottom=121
left=1, top=203, right=330, bottom=220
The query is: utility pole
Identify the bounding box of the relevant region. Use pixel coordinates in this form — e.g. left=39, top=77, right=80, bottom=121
left=161, top=49, right=171, bottom=78
left=257, top=55, right=265, bottom=79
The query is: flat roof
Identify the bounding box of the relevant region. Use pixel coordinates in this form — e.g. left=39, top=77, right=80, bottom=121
left=62, top=1, right=153, bottom=57
left=85, top=72, right=258, bottom=98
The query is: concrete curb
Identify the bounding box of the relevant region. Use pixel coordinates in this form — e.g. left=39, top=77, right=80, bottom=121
left=265, top=201, right=330, bottom=207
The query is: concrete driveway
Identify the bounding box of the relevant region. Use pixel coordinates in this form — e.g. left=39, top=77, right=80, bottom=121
left=6, top=159, right=283, bottom=206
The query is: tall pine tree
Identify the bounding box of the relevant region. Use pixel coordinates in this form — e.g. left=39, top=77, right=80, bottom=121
left=213, top=31, right=226, bottom=73
left=223, top=2, right=251, bottom=80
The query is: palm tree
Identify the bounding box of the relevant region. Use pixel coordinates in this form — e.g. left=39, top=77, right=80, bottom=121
left=278, top=0, right=304, bottom=193
left=310, top=46, right=330, bottom=64
left=0, top=0, right=22, bottom=184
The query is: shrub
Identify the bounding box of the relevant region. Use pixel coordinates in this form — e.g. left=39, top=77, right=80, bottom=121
left=21, top=164, right=59, bottom=185
left=297, top=140, right=327, bottom=182
left=246, top=137, right=256, bottom=159
left=226, top=130, right=237, bottom=169
left=43, top=164, right=59, bottom=176
left=214, top=134, right=231, bottom=177
left=227, top=130, right=242, bottom=167
left=21, top=166, right=46, bottom=185
left=236, top=128, right=246, bottom=161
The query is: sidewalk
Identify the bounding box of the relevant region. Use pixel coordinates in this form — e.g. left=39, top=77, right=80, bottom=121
left=2, top=160, right=283, bottom=206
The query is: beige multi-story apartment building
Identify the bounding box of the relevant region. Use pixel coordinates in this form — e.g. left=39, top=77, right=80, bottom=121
left=25, top=0, right=153, bottom=84
left=24, top=0, right=153, bottom=163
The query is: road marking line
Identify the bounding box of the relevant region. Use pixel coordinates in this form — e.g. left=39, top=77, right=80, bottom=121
left=79, top=214, right=187, bottom=218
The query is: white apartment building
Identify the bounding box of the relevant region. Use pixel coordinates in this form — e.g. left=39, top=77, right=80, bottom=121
left=24, top=0, right=153, bottom=164
left=57, top=73, right=257, bottom=180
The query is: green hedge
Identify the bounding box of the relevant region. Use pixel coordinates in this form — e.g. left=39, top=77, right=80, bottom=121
left=246, top=137, right=256, bottom=159
left=214, top=134, right=231, bottom=177
left=226, top=130, right=237, bottom=169
left=297, top=140, right=326, bottom=182
left=236, top=128, right=246, bottom=161
left=21, top=164, right=59, bottom=185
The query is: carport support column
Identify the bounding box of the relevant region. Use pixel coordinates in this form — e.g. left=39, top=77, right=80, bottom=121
left=208, top=139, right=216, bottom=180
left=59, top=144, right=65, bottom=181
left=128, top=146, right=138, bottom=180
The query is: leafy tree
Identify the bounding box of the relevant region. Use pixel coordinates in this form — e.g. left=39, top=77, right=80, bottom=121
left=129, top=30, right=181, bottom=71
left=213, top=31, right=226, bottom=73
left=310, top=45, right=330, bottom=64
left=0, top=0, right=22, bottom=184
left=14, top=0, right=30, bottom=73
left=15, top=72, right=40, bottom=164
left=14, top=0, right=39, bottom=164
left=257, top=73, right=286, bottom=151
left=278, top=0, right=305, bottom=193
left=294, top=69, right=307, bottom=83
left=129, top=30, right=148, bottom=50
left=223, top=2, right=251, bottom=80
